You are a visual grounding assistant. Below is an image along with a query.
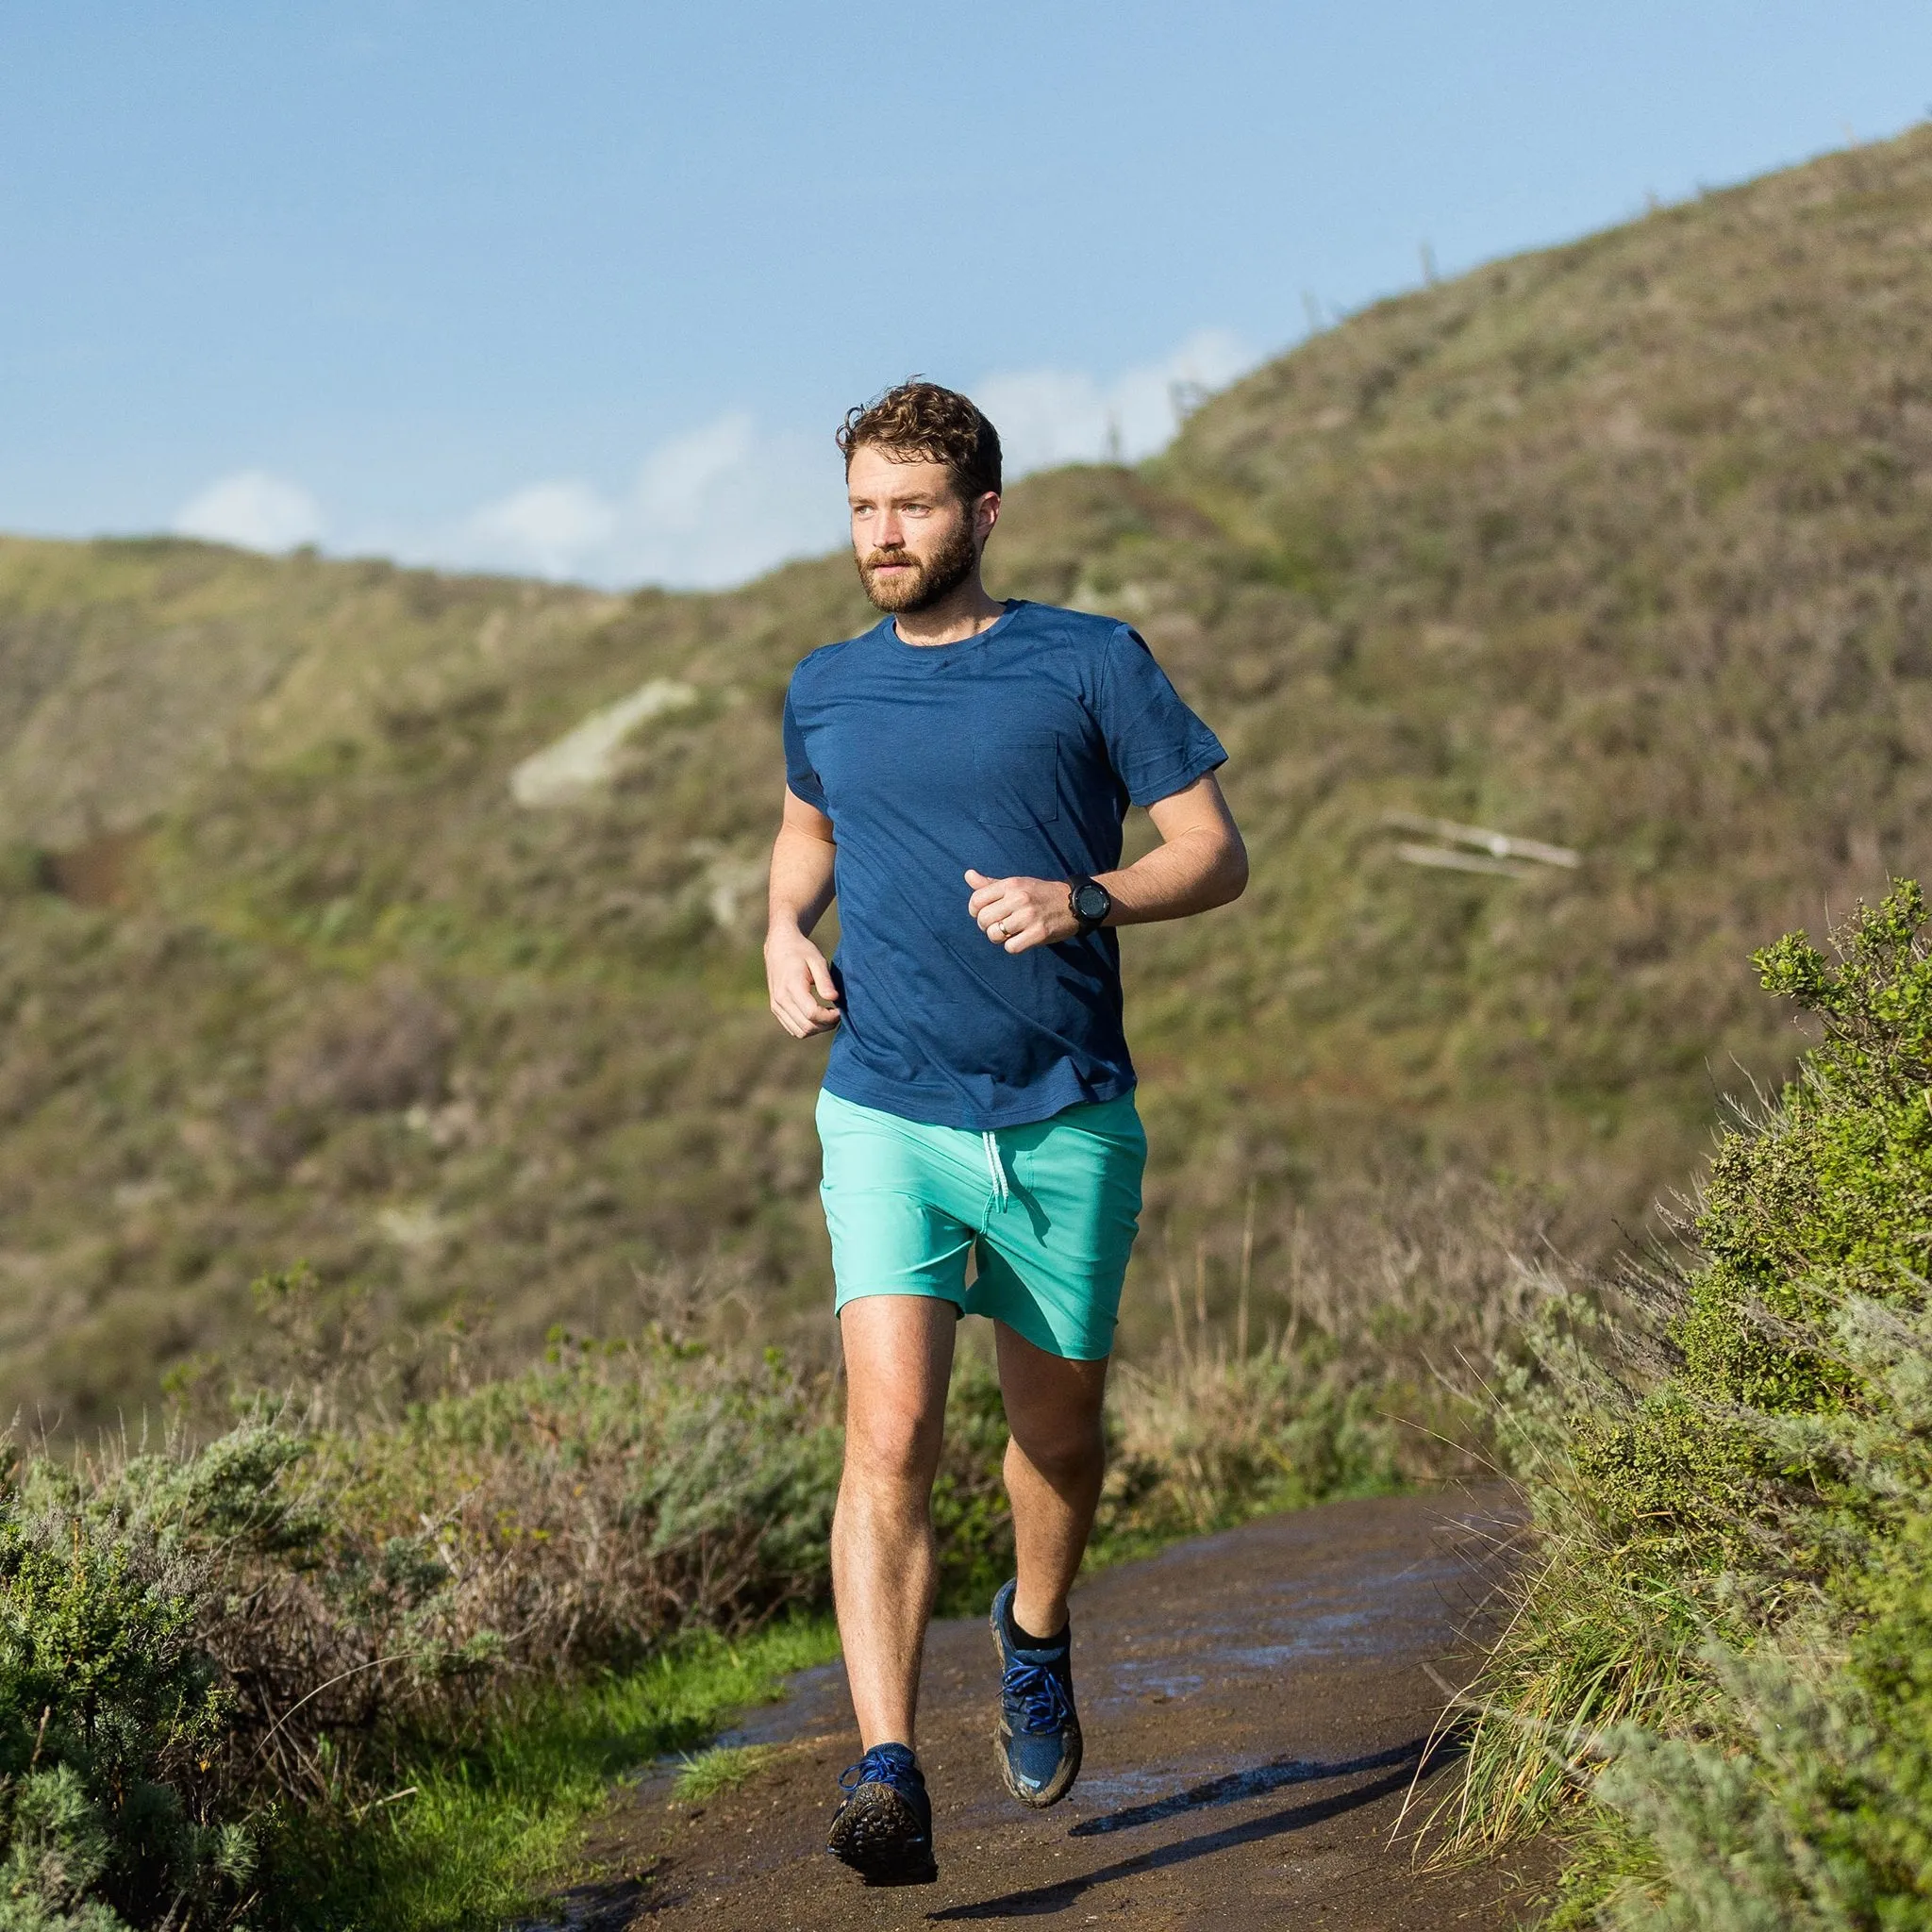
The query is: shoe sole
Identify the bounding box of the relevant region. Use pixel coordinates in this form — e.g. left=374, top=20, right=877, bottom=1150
left=826, top=1783, right=939, bottom=1886
left=989, top=1612, right=1083, bottom=1809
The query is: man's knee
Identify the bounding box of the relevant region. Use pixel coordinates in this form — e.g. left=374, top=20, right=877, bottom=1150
left=1007, top=1414, right=1105, bottom=1487
left=845, top=1397, right=944, bottom=1488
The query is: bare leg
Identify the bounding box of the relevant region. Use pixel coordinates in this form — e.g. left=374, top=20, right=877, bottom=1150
left=834, top=1295, right=957, bottom=1750
left=995, top=1324, right=1109, bottom=1638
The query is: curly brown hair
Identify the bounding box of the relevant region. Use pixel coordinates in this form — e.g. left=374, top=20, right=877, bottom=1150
left=836, top=379, right=1003, bottom=503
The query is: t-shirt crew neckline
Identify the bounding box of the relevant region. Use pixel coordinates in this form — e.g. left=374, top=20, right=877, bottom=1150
left=883, top=599, right=1024, bottom=657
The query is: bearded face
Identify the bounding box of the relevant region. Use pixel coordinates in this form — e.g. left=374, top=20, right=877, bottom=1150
left=856, top=507, right=980, bottom=612
left=846, top=446, right=991, bottom=616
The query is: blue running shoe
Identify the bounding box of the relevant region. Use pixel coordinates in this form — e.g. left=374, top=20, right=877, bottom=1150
left=990, top=1578, right=1083, bottom=1807
left=826, top=1742, right=938, bottom=1886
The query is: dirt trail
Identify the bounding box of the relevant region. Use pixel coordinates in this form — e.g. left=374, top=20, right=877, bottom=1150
left=537, top=1489, right=1553, bottom=1930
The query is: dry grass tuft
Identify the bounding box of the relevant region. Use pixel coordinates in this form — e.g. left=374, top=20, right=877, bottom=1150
left=1102, top=1169, right=1558, bottom=1543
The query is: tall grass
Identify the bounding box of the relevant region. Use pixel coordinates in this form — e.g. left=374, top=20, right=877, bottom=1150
left=1101, top=1171, right=1552, bottom=1549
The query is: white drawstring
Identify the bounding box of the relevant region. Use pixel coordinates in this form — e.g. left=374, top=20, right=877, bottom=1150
left=982, top=1130, right=1009, bottom=1208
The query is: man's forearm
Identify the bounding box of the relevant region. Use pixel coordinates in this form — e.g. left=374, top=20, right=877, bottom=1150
left=1098, top=827, right=1247, bottom=927
left=964, top=774, right=1246, bottom=955
left=768, top=823, right=839, bottom=940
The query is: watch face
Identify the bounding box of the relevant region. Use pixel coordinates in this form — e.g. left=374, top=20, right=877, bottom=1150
left=1074, top=882, right=1109, bottom=923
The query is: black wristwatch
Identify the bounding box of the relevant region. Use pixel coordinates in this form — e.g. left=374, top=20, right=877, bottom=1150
left=1068, top=875, right=1112, bottom=936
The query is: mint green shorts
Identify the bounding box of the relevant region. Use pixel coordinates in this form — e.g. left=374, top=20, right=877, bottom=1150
left=815, top=1088, right=1146, bottom=1361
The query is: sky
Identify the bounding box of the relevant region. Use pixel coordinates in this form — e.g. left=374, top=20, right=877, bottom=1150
left=4, top=4, right=1931, bottom=590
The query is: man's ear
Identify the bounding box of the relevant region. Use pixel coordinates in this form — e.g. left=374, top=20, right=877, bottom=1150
left=975, top=491, right=1002, bottom=541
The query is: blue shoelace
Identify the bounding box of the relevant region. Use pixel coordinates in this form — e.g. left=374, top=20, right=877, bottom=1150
left=1002, top=1657, right=1074, bottom=1735
left=839, top=1745, right=924, bottom=1799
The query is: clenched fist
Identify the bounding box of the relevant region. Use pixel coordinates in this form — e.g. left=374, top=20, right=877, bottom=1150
left=766, top=930, right=842, bottom=1037
left=964, top=870, right=1080, bottom=955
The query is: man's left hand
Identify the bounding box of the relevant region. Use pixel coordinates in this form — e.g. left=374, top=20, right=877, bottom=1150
left=964, top=870, right=1081, bottom=954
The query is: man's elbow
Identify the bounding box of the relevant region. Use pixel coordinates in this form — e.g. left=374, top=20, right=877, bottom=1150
left=1212, top=833, right=1249, bottom=908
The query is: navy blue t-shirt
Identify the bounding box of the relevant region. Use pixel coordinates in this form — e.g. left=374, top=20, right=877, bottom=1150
left=782, top=600, right=1226, bottom=1130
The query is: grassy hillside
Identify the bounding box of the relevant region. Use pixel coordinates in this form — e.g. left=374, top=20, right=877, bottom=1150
left=6, top=128, right=1932, bottom=1420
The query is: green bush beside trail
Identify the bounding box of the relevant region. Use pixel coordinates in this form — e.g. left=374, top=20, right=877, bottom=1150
left=1458, top=880, right=1932, bottom=1926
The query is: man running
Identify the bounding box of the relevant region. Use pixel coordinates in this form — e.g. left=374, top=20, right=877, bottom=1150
left=766, top=380, right=1247, bottom=1886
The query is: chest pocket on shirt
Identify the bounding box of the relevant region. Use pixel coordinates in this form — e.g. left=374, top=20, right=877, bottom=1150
left=974, top=732, right=1059, bottom=828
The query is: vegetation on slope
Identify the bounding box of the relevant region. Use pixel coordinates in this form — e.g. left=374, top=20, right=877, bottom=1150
left=0, top=1171, right=1526, bottom=1930
left=1452, top=881, right=1932, bottom=1926
left=8, top=130, right=1932, bottom=1416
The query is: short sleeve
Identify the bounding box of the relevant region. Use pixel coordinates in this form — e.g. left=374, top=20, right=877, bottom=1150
left=782, top=681, right=828, bottom=812
left=1094, top=626, right=1226, bottom=807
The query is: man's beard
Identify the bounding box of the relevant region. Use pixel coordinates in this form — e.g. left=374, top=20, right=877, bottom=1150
left=857, top=516, right=979, bottom=613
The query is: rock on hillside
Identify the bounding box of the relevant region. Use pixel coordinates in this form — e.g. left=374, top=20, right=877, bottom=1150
left=3, top=130, right=1932, bottom=1420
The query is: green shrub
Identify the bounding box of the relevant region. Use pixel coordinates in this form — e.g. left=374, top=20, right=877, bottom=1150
left=0, top=1318, right=1011, bottom=1926
left=1455, top=881, right=1932, bottom=1925
left=0, top=1441, right=274, bottom=1928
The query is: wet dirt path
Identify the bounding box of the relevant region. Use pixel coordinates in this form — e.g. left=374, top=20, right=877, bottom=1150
left=542, top=1488, right=1553, bottom=1930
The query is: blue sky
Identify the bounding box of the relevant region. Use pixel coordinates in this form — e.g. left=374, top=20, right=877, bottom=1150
left=4, top=3, right=1929, bottom=587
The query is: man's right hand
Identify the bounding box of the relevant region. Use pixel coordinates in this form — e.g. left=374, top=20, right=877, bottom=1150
left=766, top=930, right=842, bottom=1038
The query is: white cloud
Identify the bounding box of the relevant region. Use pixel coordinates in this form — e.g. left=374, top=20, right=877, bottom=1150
left=632, top=411, right=759, bottom=527
left=428, top=330, right=1258, bottom=589
left=465, top=480, right=617, bottom=579
left=173, top=470, right=325, bottom=553
left=974, top=328, right=1259, bottom=478
left=427, top=411, right=841, bottom=591
left=175, top=327, right=1261, bottom=591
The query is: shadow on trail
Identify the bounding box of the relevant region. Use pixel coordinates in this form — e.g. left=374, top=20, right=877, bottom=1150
left=929, top=1739, right=1458, bottom=1922
left=1068, top=1737, right=1434, bottom=1837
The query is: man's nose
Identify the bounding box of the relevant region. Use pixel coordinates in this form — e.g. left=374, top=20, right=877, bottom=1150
left=875, top=508, right=906, bottom=547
